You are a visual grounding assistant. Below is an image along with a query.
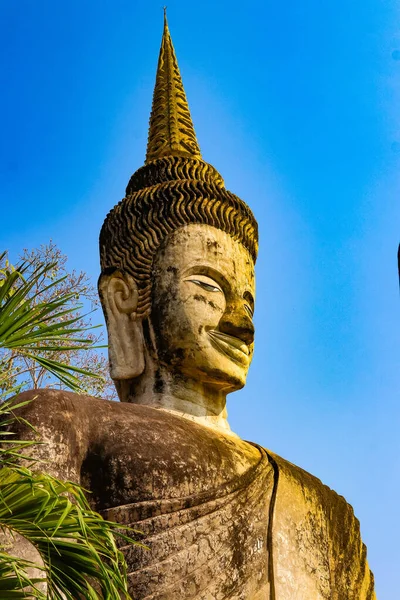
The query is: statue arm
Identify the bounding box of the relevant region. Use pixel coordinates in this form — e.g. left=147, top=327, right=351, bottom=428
left=268, top=451, right=377, bottom=599
left=329, top=495, right=376, bottom=599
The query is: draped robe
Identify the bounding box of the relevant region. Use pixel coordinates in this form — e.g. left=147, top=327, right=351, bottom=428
left=10, top=390, right=376, bottom=599
left=103, top=445, right=274, bottom=599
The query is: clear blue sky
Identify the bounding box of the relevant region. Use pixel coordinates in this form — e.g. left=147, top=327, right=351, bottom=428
left=1, top=1, right=399, bottom=596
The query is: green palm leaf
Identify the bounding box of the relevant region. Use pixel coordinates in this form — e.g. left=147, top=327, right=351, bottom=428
left=0, top=256, right=103, bottom=393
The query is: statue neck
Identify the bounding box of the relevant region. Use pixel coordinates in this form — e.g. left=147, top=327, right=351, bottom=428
left=115, top=360, right=236, bottom=436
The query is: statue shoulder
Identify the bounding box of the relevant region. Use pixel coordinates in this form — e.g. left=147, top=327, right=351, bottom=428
left=266, top=449, right=376, bottom=599
left=266, top=448, right=363, bottom=533
left=8, top=389, right=98, bottom=437
left=267, top=449, right=347, bottom=505
left=5, top=390, right=104, bottom=479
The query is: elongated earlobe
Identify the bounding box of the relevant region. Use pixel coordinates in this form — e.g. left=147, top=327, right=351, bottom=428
left=98, top=272, right=145, bottom=380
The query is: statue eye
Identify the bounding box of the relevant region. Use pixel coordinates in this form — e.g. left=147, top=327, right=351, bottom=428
left=189, top=279, right=221, bottom=293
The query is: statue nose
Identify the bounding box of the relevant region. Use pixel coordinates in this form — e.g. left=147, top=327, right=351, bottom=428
left=218, top=307, right=255, bottom=346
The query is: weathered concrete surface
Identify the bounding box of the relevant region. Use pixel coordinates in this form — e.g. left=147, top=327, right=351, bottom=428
left=10, top=390, right=375, bottom=599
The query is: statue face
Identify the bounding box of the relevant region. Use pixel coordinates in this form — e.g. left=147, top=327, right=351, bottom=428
left=151, top=224, right=255, bottom=393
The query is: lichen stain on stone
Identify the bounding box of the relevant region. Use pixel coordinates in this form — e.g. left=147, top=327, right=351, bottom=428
left=193, top=293, right=207, bottom=303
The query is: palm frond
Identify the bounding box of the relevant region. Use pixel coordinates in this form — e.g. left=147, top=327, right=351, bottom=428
left=0, top=467, right=137, bottom=599
left=0, top=256, right=103, bottom=393
left=0, top=551, right=45, bottom=599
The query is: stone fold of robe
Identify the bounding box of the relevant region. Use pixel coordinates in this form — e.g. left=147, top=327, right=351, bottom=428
left=103, top=445, right=376, bottom=600
left=102, top=446, right=274, bottom=600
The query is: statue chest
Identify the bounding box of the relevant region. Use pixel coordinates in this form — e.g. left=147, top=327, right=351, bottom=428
left=80, top=404, right=261, bottom=511
left=79, top=405, right=276, bottom=598
left=93, top=419, right=274, bottom=600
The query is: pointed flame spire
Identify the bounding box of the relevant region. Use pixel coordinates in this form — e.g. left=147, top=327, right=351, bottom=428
left=145, top=10, right=202, bottom=163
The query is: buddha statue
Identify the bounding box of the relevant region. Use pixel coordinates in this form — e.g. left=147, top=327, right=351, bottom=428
left=12, top=14, right=376, bottom=600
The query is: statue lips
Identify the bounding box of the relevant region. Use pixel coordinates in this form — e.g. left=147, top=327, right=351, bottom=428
left=208, top=330, right=250, bottom=366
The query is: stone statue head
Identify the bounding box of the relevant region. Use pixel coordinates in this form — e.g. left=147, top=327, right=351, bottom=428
left=98, top=17, right=258, bottom=423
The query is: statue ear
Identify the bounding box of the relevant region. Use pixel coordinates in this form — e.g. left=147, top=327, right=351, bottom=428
left=98, top=271, right=145, bottom=380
